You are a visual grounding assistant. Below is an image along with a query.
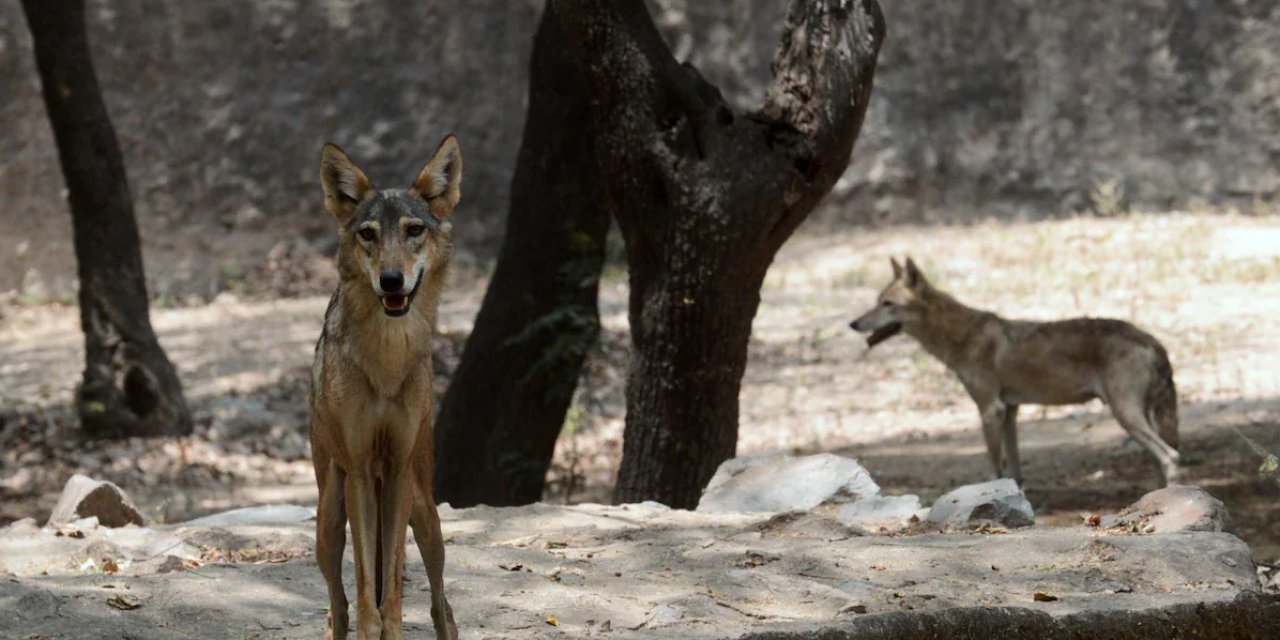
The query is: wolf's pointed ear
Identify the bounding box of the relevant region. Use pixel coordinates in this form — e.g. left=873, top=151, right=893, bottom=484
left=412, top=134, right=463, bottom=218
left=320, top=143, right=372, bottom=223
left=890, top=257, right=903, bottom=279
left=904, top=257, right=925, bottom=288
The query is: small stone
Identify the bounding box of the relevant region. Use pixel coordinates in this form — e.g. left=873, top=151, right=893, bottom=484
left=47, top=475, right=144, bottom=528
left=838, top=495, right=922, bottom=531
left=926, top=479, right=1035, bottom=529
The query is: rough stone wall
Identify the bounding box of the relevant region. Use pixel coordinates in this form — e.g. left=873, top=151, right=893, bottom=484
left=2, top=0, right=1277, bottom=295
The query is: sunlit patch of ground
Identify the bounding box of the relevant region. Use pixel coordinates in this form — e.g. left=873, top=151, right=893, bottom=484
left=1, top=212, right=1277, bottom=557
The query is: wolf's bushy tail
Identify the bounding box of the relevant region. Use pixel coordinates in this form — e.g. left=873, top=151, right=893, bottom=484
left=1146, top=350, right=1179, bottom=449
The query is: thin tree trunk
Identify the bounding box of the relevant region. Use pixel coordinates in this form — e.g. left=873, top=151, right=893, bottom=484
left=554, top=0, right=885, bottom=507
left=433, top=5, right=609, bottom=507
left=21, top=0, right=192, bottom=438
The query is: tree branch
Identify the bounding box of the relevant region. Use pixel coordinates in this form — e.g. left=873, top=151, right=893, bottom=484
left=759, top=0, right=885, bottom=156
left=754, top=0, right=885, bottom=242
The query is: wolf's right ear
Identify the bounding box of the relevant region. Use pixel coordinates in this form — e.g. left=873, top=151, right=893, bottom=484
left=320, top=143, right=372, bottom=223
left=890, top=257, right=903, bottom=279
left=904, top=257, right=925, bottom=288
left=412, top=135, right=463, bottom=218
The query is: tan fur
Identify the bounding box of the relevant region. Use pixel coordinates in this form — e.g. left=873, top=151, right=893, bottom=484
left=851, top=258, right=1181, bottom=487
left=310, top=137, right=461, bottom=640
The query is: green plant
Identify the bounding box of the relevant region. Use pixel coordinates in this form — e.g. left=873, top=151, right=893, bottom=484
left=1089, top=177, right=1128, bottom=217
left=1232, top=425, right=1280, bottom=490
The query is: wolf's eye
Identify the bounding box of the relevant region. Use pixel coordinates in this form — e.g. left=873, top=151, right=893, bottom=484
left=881, top=300, right=892, bottom=307
left=358, top=228, right=377, bottom=241
left=406, top=224, right=426, bottom=238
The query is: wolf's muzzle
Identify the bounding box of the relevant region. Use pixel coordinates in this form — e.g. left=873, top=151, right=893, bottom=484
left=380, top=271, right=422, bottom=317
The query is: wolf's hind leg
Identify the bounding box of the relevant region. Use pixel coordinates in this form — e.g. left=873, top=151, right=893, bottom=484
left=1000, top=404, right=1022, bottom=484
left=1110, top=397, right=1181, bottom=487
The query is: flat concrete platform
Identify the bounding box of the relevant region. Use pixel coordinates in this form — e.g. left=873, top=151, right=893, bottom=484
left=0, top=503, right=1274, bottom=639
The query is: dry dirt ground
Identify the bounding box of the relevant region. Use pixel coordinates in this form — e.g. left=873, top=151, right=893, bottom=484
left=1, top=212, right=1278, bottom=562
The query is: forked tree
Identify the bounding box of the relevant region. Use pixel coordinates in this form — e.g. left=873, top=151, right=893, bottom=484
left=21, top=0, right=192, bottom=438
left=553, top=0, right=885, bottom=507
left=433, top=5, right=610, bottom=506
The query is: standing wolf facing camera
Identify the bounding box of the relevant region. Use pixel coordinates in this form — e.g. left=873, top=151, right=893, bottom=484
left=309, top=136, right=461, bottom=640
left=850, top=258, right=1180, bottom=488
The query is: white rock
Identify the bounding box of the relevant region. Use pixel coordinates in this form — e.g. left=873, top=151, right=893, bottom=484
left=697, top=453, right=879, bottom=513
left=48, top=475, right=144, bottom=528
left=839, top=494, right=922, bottom=529
left=926, top=479, right=1035, bottom=528
left=181, top=504, right=316, bottom=527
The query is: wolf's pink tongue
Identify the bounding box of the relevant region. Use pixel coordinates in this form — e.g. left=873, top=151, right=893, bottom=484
left=383, top=295, right=407, bottom=311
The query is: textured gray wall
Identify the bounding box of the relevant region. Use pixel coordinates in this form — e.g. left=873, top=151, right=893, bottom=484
left=3, top=0, right=1277, bottom=295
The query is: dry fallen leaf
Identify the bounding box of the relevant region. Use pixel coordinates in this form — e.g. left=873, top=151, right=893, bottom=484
left=102, top=559, right=120, bottom=574
left=545, top=614, right=560, bottom=627
left=54, top=525, right=84, bottom=539
left=106, top=595, right=141, bottom=610
left=1032, top=592, right=1059, bottom=602
left=1082, top=513, right=1102, bottom=527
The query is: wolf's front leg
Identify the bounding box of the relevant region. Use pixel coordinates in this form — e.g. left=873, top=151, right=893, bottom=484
left=977, top=399, right=1011, bottom=480
left=344, top=471, right=383, bottom=640
left=411, top=456, right=458, bottom=640
left=377, top=461, right=414, bottom=640
left=1000, top=404, right=1022, bottom=484
left=315, top=456, right=349, bottom=639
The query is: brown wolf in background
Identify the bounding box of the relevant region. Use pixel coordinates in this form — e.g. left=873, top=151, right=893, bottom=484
left=849, top=258, right=1180, bottom=487
left=310, top=137, right=462, bottom=640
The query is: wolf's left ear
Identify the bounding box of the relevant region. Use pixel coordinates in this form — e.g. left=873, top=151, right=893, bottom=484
left=320, top=143, right=372, bottom=224
left=412, top=135, right=463, bottom=218
left=890, top=257, right=903, bottom=279
left=904, top=257, right=925, bottom=288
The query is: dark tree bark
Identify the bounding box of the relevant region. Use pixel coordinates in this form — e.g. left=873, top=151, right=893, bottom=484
left=433, top=5, right=609, bottom=507
left=554, top=0, right=885, bottom=507
left=21, top=0, right=192, bottom=438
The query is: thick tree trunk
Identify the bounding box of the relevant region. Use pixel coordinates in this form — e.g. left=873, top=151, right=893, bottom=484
left=21, top=0, right=192, bottom=438
left=433, top=5, right=609, bottom=507
left=555, top=0, right=885, bottom=507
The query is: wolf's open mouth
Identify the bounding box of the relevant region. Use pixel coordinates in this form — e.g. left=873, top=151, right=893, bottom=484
left=381, top=294, right=409, bottom=315
left=865, top=322, right=902, bottom=348
left=379, top=276, right=422, bottom=318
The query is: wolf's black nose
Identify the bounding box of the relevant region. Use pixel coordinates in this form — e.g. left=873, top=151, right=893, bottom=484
left=380, top=270, right=404, bottom=293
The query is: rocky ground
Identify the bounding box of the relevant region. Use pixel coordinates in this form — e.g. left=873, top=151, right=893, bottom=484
left=0, top=473, right=1274, bottom=640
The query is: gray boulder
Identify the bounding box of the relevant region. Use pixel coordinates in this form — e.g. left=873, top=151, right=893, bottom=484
left=47, top=475, right=143, bottom=528
left=697, top=454, right=879, bottom=513
left=926, top=479, right=1035, bottom=528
